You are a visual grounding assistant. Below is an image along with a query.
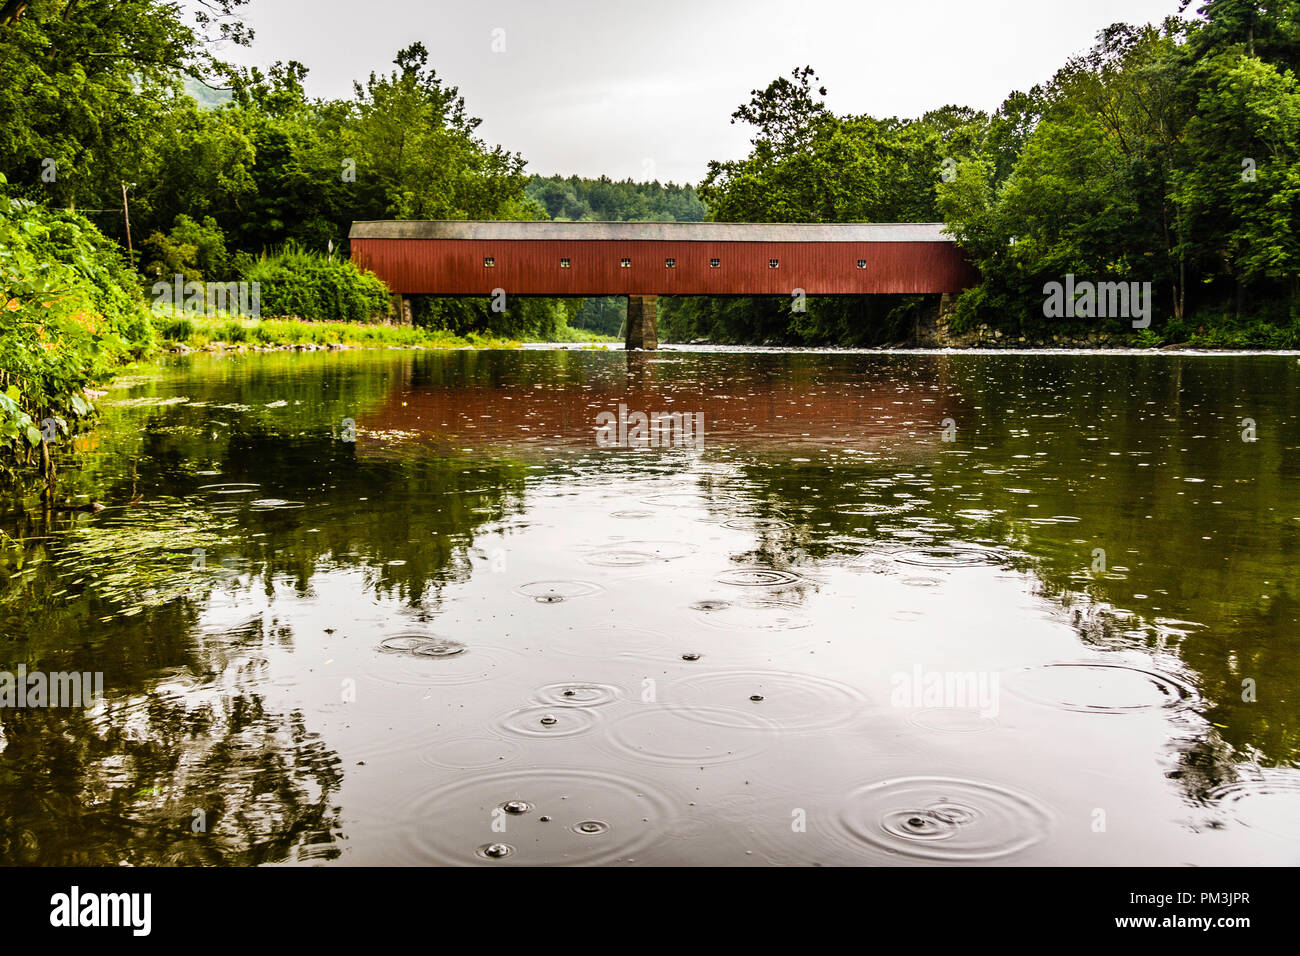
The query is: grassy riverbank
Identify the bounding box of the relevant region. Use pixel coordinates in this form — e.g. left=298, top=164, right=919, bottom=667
left=150, top=314, right=619, bottom=351
left=151, top=314, right=522, bottom=351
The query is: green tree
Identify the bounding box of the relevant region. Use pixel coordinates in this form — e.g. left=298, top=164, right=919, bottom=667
left=0, top=0, right=252, bottom=222
left=344, top=43, right=533, bottom=222
left=141, top=214, right=229, bottom=282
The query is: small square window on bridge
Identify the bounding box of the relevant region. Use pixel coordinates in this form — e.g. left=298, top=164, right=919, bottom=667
left=710, top=258, right=720, bottom=268
left=856, top=259, right=866, bottom=269
left=620, top=257, right=632, bottom=268
left=769, top=258, right=779, bottom=268
left=560, top=258, right=571, bottom=268
left=665, top=258, right=676, bottom=268
left=484, top=257, right=495, bottom=267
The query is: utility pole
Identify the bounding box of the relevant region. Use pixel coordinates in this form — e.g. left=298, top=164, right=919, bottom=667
left=121, top=181, right=134, bottom=268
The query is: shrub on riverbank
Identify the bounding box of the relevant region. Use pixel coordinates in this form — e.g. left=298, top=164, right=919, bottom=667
left=239, top=245, right=391, bottom=322
left=1176, top=315, right=1300, bottom=350
left=0, top=179, right=154, bottom=476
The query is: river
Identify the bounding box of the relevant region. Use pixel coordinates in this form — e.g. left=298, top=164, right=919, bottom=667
left=1, top=346, right=1297, bottom=865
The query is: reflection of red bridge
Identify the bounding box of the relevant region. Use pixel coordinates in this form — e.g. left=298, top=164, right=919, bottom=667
left=349, top=221, right=977, bottom=350
left=355, top=354, right=962, bottom=454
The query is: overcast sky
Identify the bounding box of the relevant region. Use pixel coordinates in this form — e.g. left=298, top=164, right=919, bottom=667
left=219, top=0, right=1187, bottom=184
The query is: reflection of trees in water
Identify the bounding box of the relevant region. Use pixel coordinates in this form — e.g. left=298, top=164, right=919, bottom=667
left=4, top=435, right=530, bottom=614
left=0, top=433, right=525, bottom=862
left=205, top=432, right=529, bottom=606
left=721, top=354, right=1300, bottom=789
left=3, top=349, right=1296, bottom=855
left=732, top=451, right=1292, bottom=803
left=0, top=356, right=534, bottom=863
left=372, top=349, right=1300, bottom=779
left=0, top=649, right=343, bottom=865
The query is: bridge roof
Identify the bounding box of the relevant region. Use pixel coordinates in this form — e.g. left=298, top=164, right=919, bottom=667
left=349, top=220, right=954, bottom=243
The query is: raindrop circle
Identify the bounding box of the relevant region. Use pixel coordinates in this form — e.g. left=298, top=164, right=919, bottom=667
left=516, top=580, right=604, bottom=602
left=835, top=776, right=1052, bottom=861
left=1008, top=661, right=1198, bottom=713
left=892, top=546, right=1004, bottom=568
left=1203, top=774, right=1300, bottom=839
left=906, top=708, right=999, bottom=735
left=398, top=769, right=676, bottom=865
left=494, top=705, right=600, bottom=739
left=722, top=517, right=794, bottom=532
left=533, top=682, right=622, bottom=708
left=714, top=568, right=802, bottom=588
left=420, top=736, right=522, bottom=770
left=671, top=670, right=868, bottom=731
left=602, top=706, right=778, bottom=765
left=582, top=540, right=698, bottom=567
left=197, top=482, right=261, bottom=495
left=690, top=598, right=812, bottom=632
left=475, top=842, right=514, bottom=860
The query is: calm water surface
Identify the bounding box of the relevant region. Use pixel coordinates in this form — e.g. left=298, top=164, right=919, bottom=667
left=1, top=347, right=1297, bottom=865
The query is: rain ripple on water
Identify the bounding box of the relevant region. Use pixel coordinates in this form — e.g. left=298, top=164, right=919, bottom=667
left=367, top=633, right=515, bottom=686
left=892, top=546, right=1005, bottom=568
left=669, top=669, right=869, bottom=732
left=515, top=580, right=604, bottom=603
left=532, top=682, right=623, bottom=708
left=1007, top=661, right=1199, bottom=714
left=835, top=776, right=1053, bottom=861
left=581, top=540, right=698, bottom=567
left=714, top=568, right=803, bottom=588
left=396, top=769, right=676, bottom=865
left=601, top=706, right=778, bottom=765
left=1202, top=772, right=1300, bottom=839
left=493, top=705, right=601, bottom=739
left=688, top=598, right=812, bottom=632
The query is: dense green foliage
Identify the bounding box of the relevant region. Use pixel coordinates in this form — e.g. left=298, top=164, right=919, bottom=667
left=660, top=294, right=928, bottom=346
left=0, top=0, right=251, bottom=220
left=527, top=175, right=705, bottom=222
left=568, top=296, right=626, bottom=337
left=241, top=245, right=390, bottom=323
left=410, top=295, right=581, bottom=341
left=0, top=175, right=154, bottom=474
left=669, top=4, right=1300, bottom=345
left=3, top=0, right=1298, bottom=370
left=0, top=2, right=531, bottom=260
left=142, top=214, right=231, bottom=282
left=0, top=2, right=603, bottom=355
left=936, top=2, right=1300, bottom=344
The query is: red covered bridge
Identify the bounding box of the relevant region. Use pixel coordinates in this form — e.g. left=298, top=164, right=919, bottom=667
left=349, top=220, right=976, bottom=349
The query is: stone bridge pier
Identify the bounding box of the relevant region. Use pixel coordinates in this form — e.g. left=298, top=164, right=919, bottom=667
left=625, top=294, right=659, bottom=350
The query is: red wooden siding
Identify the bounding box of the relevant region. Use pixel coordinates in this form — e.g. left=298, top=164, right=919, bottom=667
left=351, top=238, right=977, bottom=296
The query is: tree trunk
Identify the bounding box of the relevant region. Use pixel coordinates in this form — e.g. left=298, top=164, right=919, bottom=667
left=1177, top=256, right=1186, bottom=322
left=0, top=2, right=30, bottom=28
left=40, top=438, right=54, bottom=486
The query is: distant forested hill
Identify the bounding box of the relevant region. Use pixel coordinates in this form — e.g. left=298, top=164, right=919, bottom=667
left=527, top=175, right=705, bottom=222
left=184, top=77, right=233, bottom=109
